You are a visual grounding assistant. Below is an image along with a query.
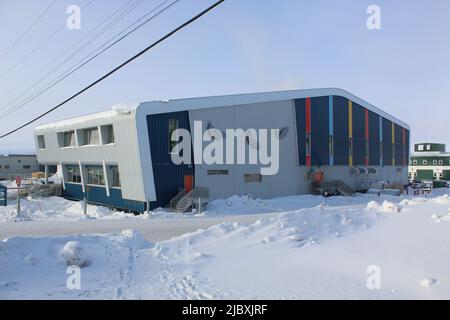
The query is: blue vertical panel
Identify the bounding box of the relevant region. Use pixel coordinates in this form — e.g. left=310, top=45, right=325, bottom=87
left=294, top=99, right=306, bottom=166
left=405, top=129, right=410, bottom=163
left=329, top=96, right=334, bottom=166
left=382, top=118, right=393, bottom=166
left=147, top=111, right=194, bottom=209
left=352, top=102, right=366, bottom=166
left=311, top=96, right=329, bottom=166
left=394, top=124, right=403, bottom=165
left=368, top=110, right=380, bottom=166
left=379, top=116, right=383, bottom=166
left=333, top=96, right=349, bottom=165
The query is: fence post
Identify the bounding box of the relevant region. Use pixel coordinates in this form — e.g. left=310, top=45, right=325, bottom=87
left=16, top=189, right=21, bottom=217
left=83, top=194, right=87, bottom=216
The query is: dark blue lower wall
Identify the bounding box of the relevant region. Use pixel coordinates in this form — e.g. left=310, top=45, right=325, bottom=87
left=63, top=183, right=146, bottom=213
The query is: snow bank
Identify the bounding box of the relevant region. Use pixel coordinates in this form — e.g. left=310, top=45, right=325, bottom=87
left=0, top=230, right=150, bottom=299
left=367, top=200, right=402, bottom=213
left=0, top=196, right=135, bottom=222
left=2, top=190, right=450, bottom=299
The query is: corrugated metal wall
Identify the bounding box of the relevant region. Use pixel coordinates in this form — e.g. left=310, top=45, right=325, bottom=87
left=146, top=111, right=194, bottom=209
left=295, top=95, right=408, bottom=169
left=311, top=96, right=329, bottom=166
left=368, top=110, right=380, bottom=166
left=332, top=96, right=350, bottom=165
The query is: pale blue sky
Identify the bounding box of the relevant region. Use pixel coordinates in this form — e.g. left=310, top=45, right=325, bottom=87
left=0, top=0, right=449, bottom=153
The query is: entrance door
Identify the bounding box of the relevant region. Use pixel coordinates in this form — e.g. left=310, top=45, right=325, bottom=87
left=184, top=175, right=194, bottom=192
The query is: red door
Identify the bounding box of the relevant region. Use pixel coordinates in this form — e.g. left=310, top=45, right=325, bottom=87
left=184, top=175, right=194, bottom=192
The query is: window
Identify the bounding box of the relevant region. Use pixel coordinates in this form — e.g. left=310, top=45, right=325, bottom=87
left=412, top=160, right=418, bottom=165
left=4, top=165, right=10, bottom=169
left=110, top=166, right=121, bottom=187
left=106, top=125, right=114, bottom=144
left=433, top=160, right=438, bottom=165
left=67, top=166, right=81, bottom=183
left=0, top=165, right=2, bottom=169
left=426, top=144, right=431, bottom=150
left=245, top=173, right=262, bottom=183
left=37, top=135, right=46, bottom=149
left=100, top=125, right=114, bottom=144
left=168, top=119, right=179, bottom=153
left=83, top=127, right=100, bottom=145
left=439, top=160, right=444, bottom=165
left=423, top=160, right=428, bottom=165
left=23, top=165, right=31, bottom=169
left=61, top=130, right=76, bottom=147
left=207, top=169, right=229, bottom=175
left=86, top=166, right=105, bottom=185
left=418, top=144, right=424, bottom=151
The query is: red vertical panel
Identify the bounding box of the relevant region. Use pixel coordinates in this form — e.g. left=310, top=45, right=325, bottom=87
left=364, top=108, right=369, bottom=166
left=305, top=97, right=311, bottom=133
left=306, top=97, right=311, bottom=167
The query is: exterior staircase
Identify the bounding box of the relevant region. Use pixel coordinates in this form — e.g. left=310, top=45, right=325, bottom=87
left=169, top=187, right=209, bottom=213
left=315, top=180, right=354, bottom=197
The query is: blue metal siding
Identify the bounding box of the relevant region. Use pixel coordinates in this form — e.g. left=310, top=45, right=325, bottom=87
left=394, top=124, right=404, bottom=165
left=329, top=96, right=334, bottom=166
left=63, top=183, right=145, bottom=212
left=146, top=111, right=194, bottom=209
left=382, top=118, right=393, bottom=166
left=294, top=98, right=306, bottom=166
left=333, top=96, right=349, bottom=165
left=405, top=129, right=410, bottom=160
left=311, top=96, right=329, bottom=166
left=368, top=110, right=380, bottom=166
left=352, top=103, right=365, bottom=166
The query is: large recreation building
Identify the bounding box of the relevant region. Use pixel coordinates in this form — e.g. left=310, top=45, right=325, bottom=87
left=34, top=88, right=410, bottom=212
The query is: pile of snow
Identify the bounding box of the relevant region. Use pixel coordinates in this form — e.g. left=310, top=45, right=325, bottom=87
left=205, top=194, right=277, bottom=215
left=0, top=196, right=136, bottom=222
left=0, top=230, right=149, bottom=299
left=111, top=103, right=138, bottom=114
left=59, top=241, right=90, bottom=268
left=367, top=200, right=402, bottom=213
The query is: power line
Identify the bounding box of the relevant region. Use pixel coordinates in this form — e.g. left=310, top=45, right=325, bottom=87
left=0, top=0, right=97, bottom=80
left=0, top=0, right=225, bottom=139
left=0, top=0, right=58, bottom=64
left=0, top=0, right=147, bottom=113
left=0, top=0, right=177, bottom=119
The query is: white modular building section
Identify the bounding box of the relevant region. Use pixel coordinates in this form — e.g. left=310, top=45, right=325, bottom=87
left=35, top=108, right=150, bottom=202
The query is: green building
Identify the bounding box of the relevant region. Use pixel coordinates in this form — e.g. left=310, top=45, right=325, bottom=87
left=409, top=143, right=450, bottom=182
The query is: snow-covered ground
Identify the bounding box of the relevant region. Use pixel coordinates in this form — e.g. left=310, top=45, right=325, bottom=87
left=0, top=196, right=137, bottom=222
left=1, top=190, right=450, bottom=299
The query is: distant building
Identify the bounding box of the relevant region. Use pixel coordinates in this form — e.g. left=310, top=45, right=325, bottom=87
left=409, top=143, right=450, bottom=181
left=34, top=88, right=410, bottom=213
left=0, top=154, right=40, bottom=180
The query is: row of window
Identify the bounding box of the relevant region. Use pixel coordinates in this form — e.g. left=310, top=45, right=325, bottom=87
left=37, top=125, right=115, bottom=149
left=0, top=165, right=32, bottom=170
left=411, top=159, right=449, bottom=165
left=66, top=165, right=121, bottom=187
